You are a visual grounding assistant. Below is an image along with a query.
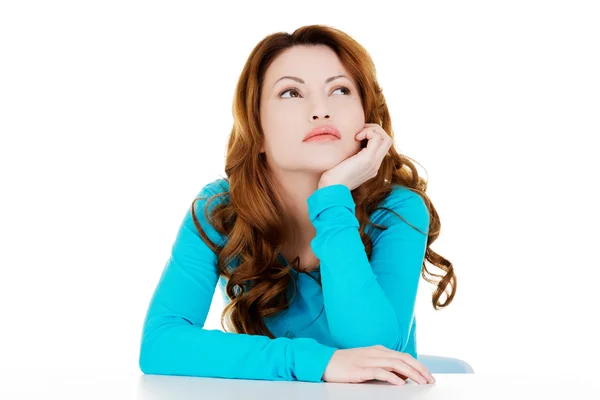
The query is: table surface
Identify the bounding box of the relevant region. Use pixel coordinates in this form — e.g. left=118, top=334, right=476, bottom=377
left=1, top=370, right=598, bottom=399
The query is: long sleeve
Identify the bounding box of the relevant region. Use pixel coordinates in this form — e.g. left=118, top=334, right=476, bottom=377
left=307, top=184, right=429, bottom=353
left=139, top=185, right=337, bottom=382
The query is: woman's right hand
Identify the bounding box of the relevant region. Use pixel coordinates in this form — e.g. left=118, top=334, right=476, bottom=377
left=322, top=345, right=436, bottom=386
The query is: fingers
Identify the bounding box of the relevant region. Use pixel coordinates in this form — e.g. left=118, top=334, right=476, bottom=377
left=382, top=357, right=429, bottom=384
left=354, top=129, right=385, bottom=165
left=396, top=354, right=435, bottom=383
left=373, top=346, right=434, bottom=383
left=390, top=371, right=409, bottom=381
left=368, top=367, right=406, bottom=386
left=355, top=127, right=384, bottom=149
left=355, top=125, right=392, bottom=161
left=374, top=136, right=392, bottom=161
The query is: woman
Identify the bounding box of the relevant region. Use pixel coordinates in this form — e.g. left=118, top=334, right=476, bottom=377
left=139, top=24, right=456, bottom=386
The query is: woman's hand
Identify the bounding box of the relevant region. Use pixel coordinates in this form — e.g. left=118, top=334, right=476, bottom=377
left=318, top=123, right=393, bottom=191
left=322, top=345, right=436, bottom=386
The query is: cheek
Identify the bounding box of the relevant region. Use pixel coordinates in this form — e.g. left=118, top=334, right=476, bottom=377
left=341, top=107, right=366, bottom=141
left=336, top=99, right=364, bottom=125
left=263, top=133, right=296, bottom=160
left=350, top=102, right=366, bottom=126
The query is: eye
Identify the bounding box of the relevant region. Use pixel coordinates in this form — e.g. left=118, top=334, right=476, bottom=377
left=278, top=86, right=352, bottom=98
left=279, top=88, right=301, bottom=98
left=332, top=86, right=352, bottom=95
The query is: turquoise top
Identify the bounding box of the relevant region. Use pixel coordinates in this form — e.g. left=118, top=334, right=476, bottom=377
left=139, top=178, right=430, bottom=382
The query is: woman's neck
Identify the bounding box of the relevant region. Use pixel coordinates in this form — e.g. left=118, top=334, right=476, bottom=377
left=267, top=168, right=324, bottom=271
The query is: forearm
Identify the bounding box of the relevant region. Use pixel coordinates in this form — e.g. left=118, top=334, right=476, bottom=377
left=308, top=185, right=404, bottom=350
left=314, top=212, right=404, bottom=350
left=139, top=315, right=337, bottom=382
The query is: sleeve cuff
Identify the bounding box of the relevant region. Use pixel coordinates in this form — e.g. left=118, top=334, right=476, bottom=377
left=307, top=184, right=356, bottom=222
left=291, top=338, right=337, bottom=382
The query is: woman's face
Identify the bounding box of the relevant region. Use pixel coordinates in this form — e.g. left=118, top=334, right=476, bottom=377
left=259, top=45, right=365, bottom=174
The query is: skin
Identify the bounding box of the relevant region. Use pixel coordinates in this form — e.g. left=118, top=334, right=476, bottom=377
left=259, top=44, right=393, bottom=269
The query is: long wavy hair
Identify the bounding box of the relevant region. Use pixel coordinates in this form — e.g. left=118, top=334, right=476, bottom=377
left=190, top=24, right=457, bottom=338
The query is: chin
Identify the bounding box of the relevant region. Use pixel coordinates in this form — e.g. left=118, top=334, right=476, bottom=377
left=281, top=146, right=358, bottom=171
left=302, top=156, right=345, bottom=172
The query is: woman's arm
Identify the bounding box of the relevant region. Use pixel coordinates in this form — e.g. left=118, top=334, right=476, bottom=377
left=307, top=184, right=430, bottom=354
left=139, top=185, right=337, bottom=382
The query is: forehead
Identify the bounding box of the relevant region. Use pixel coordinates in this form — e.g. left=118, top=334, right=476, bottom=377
left=264, top=45, right=350, bottom=83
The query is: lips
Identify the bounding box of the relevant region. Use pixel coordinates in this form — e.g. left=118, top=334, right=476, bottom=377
left=303, top=125, right=341, bottom=142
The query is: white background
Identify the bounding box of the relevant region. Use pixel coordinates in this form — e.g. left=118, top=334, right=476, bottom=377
left=1, top=0, right=599, bottom=380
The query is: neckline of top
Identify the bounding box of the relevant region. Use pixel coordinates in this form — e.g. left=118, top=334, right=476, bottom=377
left=278, top=253, right=320, bottom=274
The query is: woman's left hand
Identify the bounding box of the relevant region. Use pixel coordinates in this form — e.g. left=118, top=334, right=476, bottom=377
left=318, top=123, right=393, bottom=191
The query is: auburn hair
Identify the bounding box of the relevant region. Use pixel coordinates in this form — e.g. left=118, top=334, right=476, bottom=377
left=190, top=24, right=456, bottom=338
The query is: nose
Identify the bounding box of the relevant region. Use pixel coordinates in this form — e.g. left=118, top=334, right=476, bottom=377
left=310, top=93, right=331, bottom=121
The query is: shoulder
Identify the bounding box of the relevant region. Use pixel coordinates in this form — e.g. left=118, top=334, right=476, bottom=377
left=371, top=184, right=430, bottom=233
left=197, top=177, right=230, bottom=199
left=190, top=177, right=231, bottom=213
left=183, top=177, right=230, bottom=244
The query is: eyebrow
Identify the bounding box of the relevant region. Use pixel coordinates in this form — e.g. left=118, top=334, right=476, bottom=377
left=272, top=74, right=350, bottom=88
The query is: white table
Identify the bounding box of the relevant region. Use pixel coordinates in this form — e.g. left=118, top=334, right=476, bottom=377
left=1, top=370, right=598, bottom=399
